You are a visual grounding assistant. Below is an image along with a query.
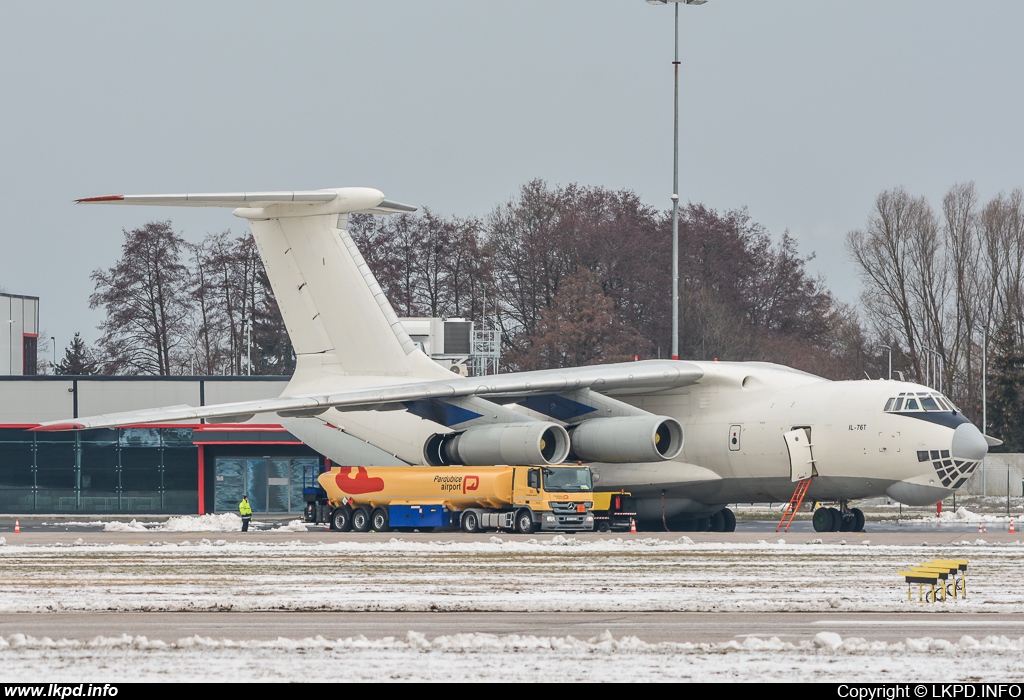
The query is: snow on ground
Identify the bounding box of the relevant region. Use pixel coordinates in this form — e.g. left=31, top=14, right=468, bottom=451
left=3, top=631, right=1024, bottom=682
left=5, top=517, right=1024, bottom=681
left=44, top=513, right=307, bottom=532
left=4, top=535, right=1022, bottom=614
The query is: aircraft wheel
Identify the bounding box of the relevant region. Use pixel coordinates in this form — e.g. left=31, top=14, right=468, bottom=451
left=352, top=506, right=371, bottom=532
left=709, top=510, right=726, bottom=532
left=827, top=507, right=842, bottom=532
left=851, top=508, right=865, bottom=532
left=515, top=509, right=535, bottom=534
left=371, top=507, right=390, bottom=533
left=461, top=510, right=481, bottom=533
left=721, top=507, right=737, bottom=532
left=812, top=507, right=834, bottom=532
left=330, top=506, right=352, bottom=532
left=839, top=512, right=854, bottom=532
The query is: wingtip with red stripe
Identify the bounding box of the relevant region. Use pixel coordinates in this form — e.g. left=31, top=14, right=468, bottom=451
left=75, top=195, right=125, bottom=204
left=29, top=422, right=86, bottom=431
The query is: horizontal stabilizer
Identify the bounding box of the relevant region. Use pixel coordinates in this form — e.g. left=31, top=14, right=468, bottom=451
left=76, top=188, right=417, bottom=215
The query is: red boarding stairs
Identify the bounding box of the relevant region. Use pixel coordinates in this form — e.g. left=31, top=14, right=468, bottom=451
left=776, top=477, right=812, bottom=532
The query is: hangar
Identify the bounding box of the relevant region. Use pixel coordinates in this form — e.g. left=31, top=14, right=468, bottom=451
left=0, top=375, right=325, bottom=516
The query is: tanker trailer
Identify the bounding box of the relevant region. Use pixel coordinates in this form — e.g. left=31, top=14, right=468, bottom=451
left=312, top=464, right=594, bottom=534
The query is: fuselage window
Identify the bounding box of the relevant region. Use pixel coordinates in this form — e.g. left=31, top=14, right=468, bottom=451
left=917, top=450, right=929, bottom=462
left=905, top=398, right=919, bottom=410
left=920, top=396, right=939, bottom=411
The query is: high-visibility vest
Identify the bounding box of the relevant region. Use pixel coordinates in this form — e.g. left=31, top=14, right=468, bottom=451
left=239, top=500, right=252, bottom=517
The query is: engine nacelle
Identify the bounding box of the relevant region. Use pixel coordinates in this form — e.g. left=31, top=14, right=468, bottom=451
left=569, top=415, right=683, bottom=463
left=424, top=422, right=571, bottom=466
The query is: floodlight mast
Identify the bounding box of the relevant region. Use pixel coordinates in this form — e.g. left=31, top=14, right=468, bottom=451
left=645, top=0, right=707, bottom=360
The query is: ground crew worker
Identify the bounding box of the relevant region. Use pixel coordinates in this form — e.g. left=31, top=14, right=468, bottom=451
left=239, top=495, right=252, bottom=532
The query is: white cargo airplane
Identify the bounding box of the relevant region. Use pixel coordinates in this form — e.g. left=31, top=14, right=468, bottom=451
left=37, top=187, right=994, bottom=533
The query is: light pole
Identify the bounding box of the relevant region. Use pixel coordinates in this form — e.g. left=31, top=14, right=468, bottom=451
left=7, top=319, right=13, bottom=375
left=646, top=0, right=707, bottom=361
left=50, top=336, right=56, bottom=373
left=928, top=348, right=944, bottom=394
left=876, top=344, right=891, bottom=380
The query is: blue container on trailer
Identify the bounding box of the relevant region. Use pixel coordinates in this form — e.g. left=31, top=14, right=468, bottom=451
left=389, top=505, right=451, bottom=529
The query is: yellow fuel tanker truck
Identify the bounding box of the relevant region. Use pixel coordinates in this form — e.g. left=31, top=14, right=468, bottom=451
left=308, top=464, right=594, bottom=534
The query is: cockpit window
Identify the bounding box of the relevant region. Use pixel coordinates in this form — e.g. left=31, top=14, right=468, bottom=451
left=885, top=391, right=956, bottom=413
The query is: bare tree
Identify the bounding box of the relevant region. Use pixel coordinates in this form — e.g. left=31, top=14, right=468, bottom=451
left=847, top=187, right=933, bottom=381
left=943, top=182, right=982, bottom=411
left=90, top=222, right=190, bottom=375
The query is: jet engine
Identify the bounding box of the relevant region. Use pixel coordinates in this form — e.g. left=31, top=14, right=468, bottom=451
left=424, top=422, right=571, bottom=466
left=569, top=415, right=683, bottom=462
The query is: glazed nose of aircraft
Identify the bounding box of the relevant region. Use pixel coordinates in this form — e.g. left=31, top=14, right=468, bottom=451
left=952, top=423, right=988, bottom=461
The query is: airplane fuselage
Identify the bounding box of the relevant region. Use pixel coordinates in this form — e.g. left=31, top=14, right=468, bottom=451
left=283, top=360, right=987, bottom=522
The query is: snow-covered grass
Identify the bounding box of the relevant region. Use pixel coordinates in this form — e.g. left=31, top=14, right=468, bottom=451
left=4, top=515, right=1024, bottom=681
left=2, top=631, right=1024, bottom=682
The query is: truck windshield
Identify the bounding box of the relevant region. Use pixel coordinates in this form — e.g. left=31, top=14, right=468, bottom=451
left=542, top=467, right=592, bottom=493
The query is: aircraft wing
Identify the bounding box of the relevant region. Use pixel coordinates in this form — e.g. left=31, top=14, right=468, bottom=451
left=33, top=360, right=703, bottom=431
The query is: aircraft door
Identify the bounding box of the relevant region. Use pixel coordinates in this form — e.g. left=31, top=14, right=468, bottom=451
left=783, top=426, right=817, bottom=482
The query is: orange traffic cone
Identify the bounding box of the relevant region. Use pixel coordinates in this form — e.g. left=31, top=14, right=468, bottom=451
left=630, top=518, right=637, bottom=534
left=14, top=519, right=20, bottom=534
left=978, top=521, right=984, bottom=533
left=1010, top=519, right=1016, bottom=534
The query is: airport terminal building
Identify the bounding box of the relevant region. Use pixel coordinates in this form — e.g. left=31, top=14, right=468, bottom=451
left=0, top=375, right=326, bottom=516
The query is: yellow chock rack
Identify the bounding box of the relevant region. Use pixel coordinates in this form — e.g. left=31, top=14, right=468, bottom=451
left=924, top=559, right=968, bottom=599
left=898, top=558, right=968, bottom=603
left=898, top=568, right=942, bottom=603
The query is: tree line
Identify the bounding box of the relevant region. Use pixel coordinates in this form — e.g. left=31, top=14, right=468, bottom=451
left=65, top=222, right=292, bottom=376
left=848, top=182, right=1024, bottom=450
left=353, top=179, right=861, bottom=376
left=60, top=180, right=866, bottom=379
left=58, top=178, right=1024, bottom=449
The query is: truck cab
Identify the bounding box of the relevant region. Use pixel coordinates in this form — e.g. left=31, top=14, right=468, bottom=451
left=591, top=491, right=637, bottom=532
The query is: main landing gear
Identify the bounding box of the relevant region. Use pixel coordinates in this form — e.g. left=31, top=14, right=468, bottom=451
left=643, top=507, right=737, bottom=533
left=812, top=502, right=865, bottom=533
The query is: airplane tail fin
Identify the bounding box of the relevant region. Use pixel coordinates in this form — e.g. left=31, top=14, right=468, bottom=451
left=79, top=188, right=449, bottom=383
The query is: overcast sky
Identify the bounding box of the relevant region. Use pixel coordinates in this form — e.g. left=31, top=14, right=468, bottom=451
left=2, top=1, right=1022, bottom=358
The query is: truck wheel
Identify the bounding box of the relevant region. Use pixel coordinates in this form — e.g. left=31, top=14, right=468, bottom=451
left=352, top=506, right=371, bottom=532
left=597, top=522, right=610, bottom=533
left=330, top=506, right=352, bottom=532
left=461, top=510, right=481, bottom=533
left=515, top=509, right=534, bottom=534
left=371, top=508, right=390, bottom=533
